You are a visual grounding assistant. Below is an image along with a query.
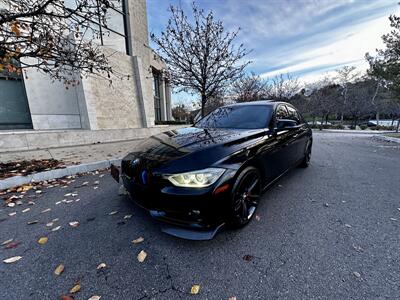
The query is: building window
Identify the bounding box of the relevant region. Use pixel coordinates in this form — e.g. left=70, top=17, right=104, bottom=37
left=0, top=64, right=32, bottom=130
left=153, top=72, right=162, bottom=122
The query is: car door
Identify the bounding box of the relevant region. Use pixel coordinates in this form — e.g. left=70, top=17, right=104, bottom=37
left=264, top=104, right=293, bottom=180
left=285, top=105, right=308, bottom=164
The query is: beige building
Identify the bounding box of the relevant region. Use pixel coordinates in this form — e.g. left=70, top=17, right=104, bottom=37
left=0, top=0, right=172, bottom=131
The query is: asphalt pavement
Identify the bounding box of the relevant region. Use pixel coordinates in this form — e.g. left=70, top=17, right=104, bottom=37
left=0, top=132, right=399, bottom=299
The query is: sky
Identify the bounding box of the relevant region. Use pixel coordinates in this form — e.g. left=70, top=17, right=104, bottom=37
left=147, top=0, right=399, bottom=106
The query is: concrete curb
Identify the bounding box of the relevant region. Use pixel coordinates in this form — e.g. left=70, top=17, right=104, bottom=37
left=312, top=129, right=395, bottom=134
left=373, top=135, right=400, bottom=144
left=0, top=158, right=122, bottom=190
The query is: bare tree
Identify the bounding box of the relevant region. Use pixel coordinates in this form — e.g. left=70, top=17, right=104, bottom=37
left=151, top=3, right=251, bottom=117
left=231, top=72, right=269, bottom=102
left=0, top=0, right=121, bottom=84
left=267, top=73, right=300, bottom=101
left=335, top=66, right=359, bottom=123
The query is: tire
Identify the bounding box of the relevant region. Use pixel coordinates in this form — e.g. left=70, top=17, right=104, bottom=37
left=227, top=166, right=261, bottom=228
left=299, top=140, right=312, bottom=168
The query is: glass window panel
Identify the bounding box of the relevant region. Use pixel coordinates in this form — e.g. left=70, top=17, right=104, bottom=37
left=104, top=8, right=125, bottom=35
left=0, top=79, right=32, bottom=128
left=102, top=30, right=126, bottom=53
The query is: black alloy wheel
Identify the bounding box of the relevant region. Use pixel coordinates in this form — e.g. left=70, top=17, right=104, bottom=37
left=299, top=140, right=312, bottom=168
left=228, top=166, right=261, bottom=227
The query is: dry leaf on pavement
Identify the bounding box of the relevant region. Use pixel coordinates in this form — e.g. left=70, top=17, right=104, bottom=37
left=8, top=212, right=16, bottom=216
left=38, top=237, right=48, bottom=245
left=132, top=237, right=144, bottom=244
left=54, top=264, right=65, bottom=275
left=190, top=285, right=200, bottom=295
left=1, top=238, right=13, bottom=246
left=109, top=211, right=118, bottom=215
left=42, top=208, right=51, bottom=213
left=88, top=296, right=101, bottom=300
left=7, top=203, right=15, bottom=207
left=22, top=208, right=30, bottom=213
left=96, top=263, right=107, bottom=270
left=3, top=256, right=22, bottom=264
left=69, top=221, right=79, bottom=228
left=27, top=220, right=39, bottom=225
left=124, top=215, right=132, bottom=219
left=69, top=283, right=81, bottom=294
left=229, top=297, right=237, bottom=300
left=46, top=222, right=54, bottom=227
left=137, top=250, right=147, bottom=263
left=52, top=226, right=61, bottom=232
left=59, top=296, right=74, bottom=300
left=5, top=241, right=21, bottom=249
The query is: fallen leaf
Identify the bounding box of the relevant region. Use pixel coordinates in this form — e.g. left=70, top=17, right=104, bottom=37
left=42, top=208, right=51, bottom=213
left=69, top=283, right=81, bottom=294
left=7, top=203, right=15, bottom=207
left=51, top=226, right=61, bottom=232
left=243, top=254, right=254, bottom=261
left=137, top=250, right=147, bottom=263
left=93, top=187, right=98, bottom=190
left=54, top=264, right=65, bottom=275
left=124, top=215, right=132, bottom=219
left=1, top=238, right=13, bottom=246
left=5, top=241, right=21, bottom=249
left=27, top=220, right=39, bottom=225
left=190, top=285, right=200, bottom=295
left=88, top=296, right=101, bottom=300
left=69, top=221, right=79, bottom=228
left=109, top=211, right=118, bottom=215
left=390, top=218, right=397, bottom=221
left=38, top=237, right=48, bottom=245
left=96, top=262, right=107, bottom=270
left=35, top=190, right=42, bottom=194
left=344, top=224, right=352, bottom=228
left=71, top=193, right=78, bottom=197
left=81, top=181, right=89, bottom=186
left=8, top=212, right=16, bottom=216
left=64, top=193, right=72, bottom=197
left=59, top=296, right=74, bottom=300
left=93, top=181, right=99, bottom=185
left=28, top=201, right=35, bottom=205
left=75, top=199, right=80, bottom=202
left=3, top=256, right=22, bottom=263
left=353, top=271, right=361, bottom=278
left=46, top=222, right=54, bottom=227
left=229, top=297, right=237, bottom=300
left=52, top=218, right=59, bottom=222
left=324, top=203, right=329, bottom=207
left=132, top=237, right=144, bottom=244
left=55, top=201, right=61, bottom=205
left=22, top=208, right=30, bottom=213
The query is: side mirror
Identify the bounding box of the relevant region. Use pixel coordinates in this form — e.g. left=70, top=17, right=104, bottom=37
left=275, top=119, right=298, bottom=132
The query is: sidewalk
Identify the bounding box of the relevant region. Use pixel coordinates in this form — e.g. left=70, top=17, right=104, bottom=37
left=1, top=139, right=142, bottom=165
left=0, top=139, right=142, bottom=190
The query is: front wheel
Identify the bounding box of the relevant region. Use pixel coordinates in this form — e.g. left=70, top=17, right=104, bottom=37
left=227, top=166, right=261, bottom=228
left=299, top=140, right=312, bottom=168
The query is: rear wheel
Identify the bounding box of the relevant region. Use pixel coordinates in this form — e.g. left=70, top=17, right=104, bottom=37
left=299, top=140, right=312, bottom=168
left=227, top=167, right=261, bottom=228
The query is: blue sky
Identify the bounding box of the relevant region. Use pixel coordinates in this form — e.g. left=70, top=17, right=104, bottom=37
left=147, top=0, right=399, bottom=105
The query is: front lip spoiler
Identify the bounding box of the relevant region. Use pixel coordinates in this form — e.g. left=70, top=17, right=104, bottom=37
left=160, top=223, right=225, bottom=241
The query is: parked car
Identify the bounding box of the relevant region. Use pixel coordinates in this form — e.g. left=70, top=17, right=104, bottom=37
left=112, top=100, right=312, bottom=239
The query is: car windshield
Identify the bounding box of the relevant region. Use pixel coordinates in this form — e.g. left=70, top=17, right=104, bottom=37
left=195, top=105, right=273, bottom=129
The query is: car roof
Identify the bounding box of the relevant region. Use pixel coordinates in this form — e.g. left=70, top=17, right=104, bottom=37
left=225, top=100, right=289, bottom=108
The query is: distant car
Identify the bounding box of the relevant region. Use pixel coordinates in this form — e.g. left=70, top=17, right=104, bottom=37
left=113, top=101, right=312, bottom=239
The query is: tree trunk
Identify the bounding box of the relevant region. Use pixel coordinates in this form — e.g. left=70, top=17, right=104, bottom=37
left=325, top=114, right=329, bottom=125
left=313, top=116, right=316, bottom=125
left=201, top=93, right=206, bottom=117
left=376, top=112, right=380, bottom=126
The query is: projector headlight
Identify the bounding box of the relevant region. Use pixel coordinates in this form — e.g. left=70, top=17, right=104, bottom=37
left=165, top=168, right=225, bottom=188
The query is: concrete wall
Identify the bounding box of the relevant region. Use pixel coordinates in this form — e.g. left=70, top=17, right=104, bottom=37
left=22, top=61, right=86, bottom=130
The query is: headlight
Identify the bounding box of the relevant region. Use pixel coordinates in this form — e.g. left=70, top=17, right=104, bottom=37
left=165, top=168, right=225, bottom=188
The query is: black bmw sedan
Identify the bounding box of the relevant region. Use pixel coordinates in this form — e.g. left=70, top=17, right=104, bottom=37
left=116, top=100, right=312, bottom=239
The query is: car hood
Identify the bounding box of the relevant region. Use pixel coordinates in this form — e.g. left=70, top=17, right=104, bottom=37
left=123, top=126, right=266, bottom=172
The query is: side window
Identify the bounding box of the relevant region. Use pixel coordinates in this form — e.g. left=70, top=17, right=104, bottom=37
left=286, top=105, right=301, bottom=125
left=276, top=105, right=289, bottom=120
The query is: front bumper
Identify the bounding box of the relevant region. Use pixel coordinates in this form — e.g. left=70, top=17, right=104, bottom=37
left=121, top=171, right=234, bottom=230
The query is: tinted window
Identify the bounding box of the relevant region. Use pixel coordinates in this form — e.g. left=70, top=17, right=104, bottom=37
left=195, top=105, right=273, bottom=129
